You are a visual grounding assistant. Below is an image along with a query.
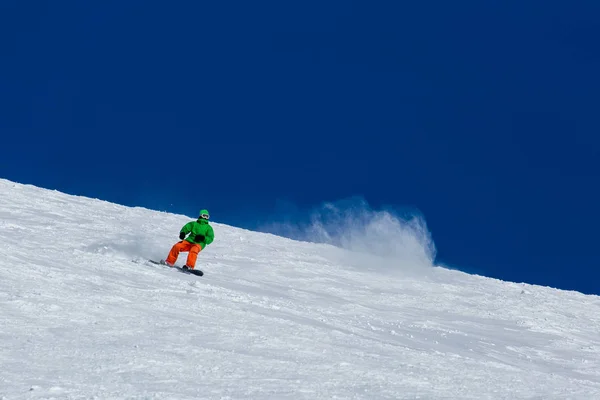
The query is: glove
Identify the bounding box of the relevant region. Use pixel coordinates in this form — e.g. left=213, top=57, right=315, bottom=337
left=179, top=232, right=186, bottom=240
left=195, top=234, right=205, bottom=242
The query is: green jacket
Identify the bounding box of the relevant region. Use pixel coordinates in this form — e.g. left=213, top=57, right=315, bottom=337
left=180, top=219, right=214, bottom=248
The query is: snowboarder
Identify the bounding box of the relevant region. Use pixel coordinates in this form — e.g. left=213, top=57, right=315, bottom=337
left=164, top=209, right=214, bottom=270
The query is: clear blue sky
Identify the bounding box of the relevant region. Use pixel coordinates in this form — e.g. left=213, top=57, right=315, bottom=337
left=1, top=1, right=599, bottom=294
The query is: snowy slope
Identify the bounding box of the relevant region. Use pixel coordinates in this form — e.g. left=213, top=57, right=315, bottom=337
left=1, top=179, right=600, bottom=400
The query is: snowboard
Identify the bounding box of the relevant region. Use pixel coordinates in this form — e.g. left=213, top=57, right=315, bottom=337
left=148, top=259, right=204, bottom=277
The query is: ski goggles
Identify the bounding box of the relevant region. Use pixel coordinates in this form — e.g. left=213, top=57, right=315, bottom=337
left=200, top=213, right=210, bottom=220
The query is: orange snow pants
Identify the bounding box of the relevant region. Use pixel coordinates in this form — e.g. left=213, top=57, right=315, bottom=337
left=165, top=240, right=202, bottom=269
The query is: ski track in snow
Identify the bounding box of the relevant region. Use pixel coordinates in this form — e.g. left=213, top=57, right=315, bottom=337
left=1, top=178, right=600, bottom=399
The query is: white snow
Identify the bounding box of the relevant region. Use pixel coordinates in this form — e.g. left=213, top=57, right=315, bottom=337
left=1, top=178, right=600, bottom=400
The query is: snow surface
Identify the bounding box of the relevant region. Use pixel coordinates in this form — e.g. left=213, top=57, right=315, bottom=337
left=1, top=178, right=600, bottom=400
